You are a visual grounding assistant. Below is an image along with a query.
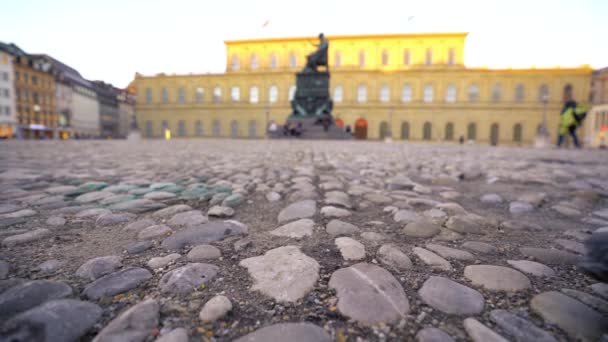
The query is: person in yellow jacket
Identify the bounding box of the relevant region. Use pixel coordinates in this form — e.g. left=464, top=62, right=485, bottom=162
left=557, top=84, right=587, bottom=148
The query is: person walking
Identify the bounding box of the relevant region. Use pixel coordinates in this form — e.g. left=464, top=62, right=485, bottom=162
left=557, top=84, right=587, bottom=148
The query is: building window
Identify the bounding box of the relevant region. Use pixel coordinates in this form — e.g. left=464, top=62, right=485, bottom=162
left=538, top=84, right=549, bottom=102
left=401, top=84, right=412, bottom=103
left=513, top=123, right=523, bottom=142
left=231, top=86, right=240, bottom=102
left=251, top=54, right=259, bottom=70
left=380, top=84, right=390, bottom=103
left=162, top=88, right=169, bottom=103
left=288, top=85, right=296, bottom=101
left=161, top=120, right=169, bottom=135
left=231, top=54, right=240, bottom=71
left=334, top=51, right=342, bottom=67
left=33, top=92, right=39, bottom=104
left=357, top=84, right=367, bottom=103
left=32, top=76, right=38, bottom=85
left=445, top=122, right=454, bottom=140
left=448, top=48, right=455, bottom=65
left=467, top=123, right=477, bottom=141
left=403, top=49, right=411, bottom=65
left=195, top=120, right=203, bottom=136
left=334, top=85, right=343, bottom=103
left=1, top=72, right=8, bottom=81
left=270, top=53, right=278, bottom=69
left=178, top=120, right=186, bottom=137
left=401, top=122, right=410, bottom=140
left=250, top=86, right=259, bottom=103
left=196, top=87, right=204, bottom=103
left=212, top=120, right=221, bottom=136
left=491, top=83, right=502, bottom=102
left=515, top=84, right=525, bottom=102
left=5, top=106, right=11, bottom=116
left=382, top=49, right=389, bottom=66
left=423, top=122, right=432, bottom=140
left=230, top=120, right=239, bottom=137
left=468, top=84, right=480, bottom=102
left=145, top=88, right=153, bottom=104
left=178, top=88, right=186, bottom=103
left=445, top=84, right=456, bottom=103
left=269, top=85, right=278, bottom=103
left=213, top=87, right=222, bottom=103
left=425, top=48, right=432, bottom=66
left=15, top=71, right=19, bottom=81
left=423, top=84, right=433, bottom=103
left=145, top=121, right=153, bottom=137
left=358, top=50, right=365, bottom=67
left=248, top=120, right=257, bottom=137
left=2, top=89, right=8, bottom=98
left=289, top=52, right=297, bottom=68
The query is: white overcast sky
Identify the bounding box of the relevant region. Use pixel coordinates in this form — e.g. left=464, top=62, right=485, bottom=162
left=1, top=0, right=606, bottom=87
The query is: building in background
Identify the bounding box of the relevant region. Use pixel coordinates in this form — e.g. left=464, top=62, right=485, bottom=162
left=0, top=44, right=17, bottom=138
left=92, top=81, right=120, bottom=138
left=117, top=86, right=136, bottom=138
left=591, top=67, right=608, bottom=105
left=134, top=32, right=592, bottom=145
left=35, top=55, right=100, bottom=138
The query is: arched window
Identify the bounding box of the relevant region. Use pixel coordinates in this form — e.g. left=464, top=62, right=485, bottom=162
left=513, top=123, right=523, bottom=143
left=423, top=84, right=433, bottom=103
left=490, top=123, right=499, bottom=146
left=334, top=51, right=342, bottom=67
left=538, top=84, right=549, bottom=102
left=250, top=54, right=259, bottom=70
left=230, top=86, right=240, bottom=102
left=357, top=84, right=367, bottom=103
left=288, top=85, right=296, bottom=101
left=379, top=121, right=390, bottom=139
left=403, top=49, right=411, bottom=65
left=231, top=54, right=240, bottom=71
left=195, top=120, right=203, bottom=136
left=178, top=120, right=186, bottom=137
left=161, top=120, right=169, bottom=134
left=248, top=120, right=257, bottom=137
left=270, top=53, right=278, bottom=69
left=195, top=87, right=204, bottom=103
left=401, top=84, right=412, bottom=103
left=467, top=122, right=477, bottom=141
left=515, top=84, right=525, bottom=102
left=269, top=85, right=278, bottom=103
left=445, top=84, right=456, bottom=103
left=448, top=48, right=455, bottom=65
left=145, top=121, right=153, bottom=137
left=334, top=85, right=343, bottom=103
left=382, top=49, right=389, bottom=66
left=212, top=87, right=222, bottom=103
left=162, top=88, right=169, bottom=103
left=230, top=120, right=239, bottom=137
left=212, top=120, right=221, bottom=136
left=468, top=84, right=480, bottom=102
left=492, top=83, right=502, bottom=102
left=145, top=88, right=153, bottom=104
left=250, top=86, right=259, bottom=104
left=445, top=122, right=454, bottom=140
left=425, top=48, right=432, bottom=65
left=401, top=122, right=410, bottom=140
left=423, top=122, right=432, bottom=140
left=380, top=84, right=390, bottom=103
left=359, top=50, right=366, bottom=67
left=289, top=52, right=297, bottom=68
left=178, top=88, right=186, bottom=103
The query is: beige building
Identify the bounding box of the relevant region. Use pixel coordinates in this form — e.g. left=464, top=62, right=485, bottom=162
left=0, top=48, right=16, bottom=138
left=134, top=32, right=592, bottom=145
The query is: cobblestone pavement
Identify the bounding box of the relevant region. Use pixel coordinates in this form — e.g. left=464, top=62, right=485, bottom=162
left=0, top=139, right=607, bottom=342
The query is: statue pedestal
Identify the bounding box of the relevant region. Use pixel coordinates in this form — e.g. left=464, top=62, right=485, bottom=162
left=281, top=116, right=351, bottom=140
left=534, top=134, right=550, bottom=148
left=127, top=130, right=141, bottom=141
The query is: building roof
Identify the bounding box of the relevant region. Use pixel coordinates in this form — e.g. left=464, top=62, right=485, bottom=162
left=0, top=41, right=27, bottom=57
left=34, top=54, right=95, bottom=89
left=225, top=32, right=469, bottom=45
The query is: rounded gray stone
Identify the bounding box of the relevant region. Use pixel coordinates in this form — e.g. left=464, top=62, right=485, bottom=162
left=168, top=210, right=208, bottom=227
left=161, top=220, right=248, bottom=251
left=123, top=218, right=155, bottom=232
left=481, top=193, right=503, bottom=204
left=46, top=216, right=66, bottom=226
left=0, top=299, right=102, bottom=342
left=464, top=265, right=530, bottom=292
left=76, top=256, right=122, bottom=281
left=270, top=219, right=315, bottom=239
left=38, top=259, right=63, bottom=273
left=413, top=247, right=452, bottom=271
left=2, top=228, right=51, bottom=247
left=377, top=244, right=413, bottom=271
left=507, top=260, right=555, bottom=277
left=95, top=213, right=135, bottom=227
left=490, top=309, right=558, bottom=342
left=233, top=323, right=331, bottom=342
left=147, top=253, right=181, bottom=269
left=509, top=201, right=534, bottom=214
left=0, top=280, right=73, bottom=318
left=0, top=260, right=8, bottom=279
left=418, top=276, right=485, bottom=315
left=278, top=200, right=316, bottom=223
left=83, top=267, right=152, bottom=300
left=320, top=206, right=351, bottom=218
left=138, top=224, right=173, bottom=240
left=125, top=240, right=153, bottom=254
left=326, top=219, right=360, bottom=236
left=462, top=241, right=497, bottom=254
left=415, top=327, right=455, bottom=342
left=393, top=209, right=421, bottom=223
left=159, top=263, right=219, bottom=294
left=445, top=215, right=482, bottom=234
left=329, top=263, right=409, bottom=325
left=426, top=243, right=475, bottom=261
left=152, top=204, right=192, bottom=218
left=561, top=288, right=608, bottom=314
left=403, top=220, right=440, bottom=238
left=519, top=247, right=580, bottom=265
left=199, top=295, right=232, bottom=322
left=335, top=237, right=366, bottom=261
left=530, top=291, right=608, bottom=341
left=207, top=205, right=235, bottom=217
left=187, top=244, right=221, bottom=261
left=92, top=299, right=159, bottom=342
left=591, top=282, right=608, bottom=299
left=464, top=317, right=509, bottom=342
left=156, top=328, right=189, bottom=342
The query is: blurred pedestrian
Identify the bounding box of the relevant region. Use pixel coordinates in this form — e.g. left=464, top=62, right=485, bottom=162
left=557, top=84, right=587, bottom=148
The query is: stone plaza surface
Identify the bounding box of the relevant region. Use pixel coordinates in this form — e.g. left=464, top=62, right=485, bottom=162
left=0, top=139, right=607, bottom=341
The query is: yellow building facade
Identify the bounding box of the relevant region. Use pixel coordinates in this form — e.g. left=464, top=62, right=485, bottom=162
left=134, top=32, right=592, bottom=145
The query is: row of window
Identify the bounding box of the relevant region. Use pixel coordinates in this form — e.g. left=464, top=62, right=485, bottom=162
left=14, top=71, right=53, bottom=88
left=17, top=106, right=55, bottom=116
left=17, top=116, right=56, bottom=127
left=145, top=119, right=257, bottom=138
left=145, top=83, right=551, bottom=105
left=16, top=89, right=54, bottom=105
left=231, top=48, right=456, bottom=70
left=2, top=106, right=10, bottom=116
